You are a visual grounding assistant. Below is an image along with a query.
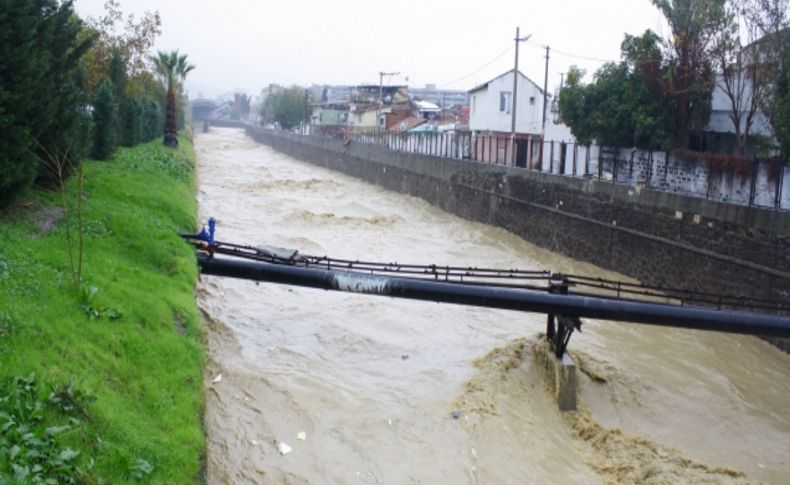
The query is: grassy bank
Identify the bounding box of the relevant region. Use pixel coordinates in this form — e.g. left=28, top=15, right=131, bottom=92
left=0, top=137, right=204, bottom=482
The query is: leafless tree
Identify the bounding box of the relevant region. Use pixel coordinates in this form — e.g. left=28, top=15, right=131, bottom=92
left=711, top=1, right=764, bottom=154
left=33, top=143, right=85, bottom=290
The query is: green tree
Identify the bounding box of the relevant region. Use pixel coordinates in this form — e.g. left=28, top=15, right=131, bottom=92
left=774, top=66, right=790, bottom=156
left=559, top=31, right=671, bottom=149
left=81, top=0, right=161, bottom=92
left=108, top=49, right=130, bottom=145
left=260, top=91, right=276, bottom=124
left=651, top=0, right=728, bottom=147
left=0, top=0, right=94, bottom=204
left=557, top=67, right=590, bottom=142
left=120, top=95, right=144, bottom=147
left=91, top=78, right=117, bottom=160
left=151, top=50, right=194, bottom=148
left=141, top=97, right=163, bottom=142
left=260, top=87, right=312, bottom=129
left=232, top=93, right=251, bottom=121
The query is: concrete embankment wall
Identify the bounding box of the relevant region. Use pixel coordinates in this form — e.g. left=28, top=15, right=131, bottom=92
left=207, top=119, right=248, bottom=129
left=246, top=126, right=790, bottom=351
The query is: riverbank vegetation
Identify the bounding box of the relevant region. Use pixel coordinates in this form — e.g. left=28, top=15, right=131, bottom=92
left=1, top=1, right=203, bottom=481
left=0, top=0, right=193, bottom=208
left=559, top=0, right=790, bottom=157
left=0, top=136, right=203, bottom=481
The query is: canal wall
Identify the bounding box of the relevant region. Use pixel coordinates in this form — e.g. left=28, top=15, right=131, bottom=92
left=207, top=119, right=248, bottom=129
left=245, top=126, right=790, bottom=351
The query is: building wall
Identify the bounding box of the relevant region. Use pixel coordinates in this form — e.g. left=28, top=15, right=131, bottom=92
left=410, top=87, right=469, bottom=108
left=314, top=108, right=347, bottom=125
left=247, top=126, right=790, bottom=350
left=544, top=122, right=575, bottom=143
left=352, top=109, right=380, bottom=128
left=470, top=73, right=545, bottom=134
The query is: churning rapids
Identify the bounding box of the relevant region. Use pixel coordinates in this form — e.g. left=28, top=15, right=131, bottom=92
left=195, top=127, right=790, bottom=484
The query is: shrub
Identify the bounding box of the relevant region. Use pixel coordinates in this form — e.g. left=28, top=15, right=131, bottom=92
left=142, top=98, right=163, bottom=142
left=91, top=78, right=117, bottom=160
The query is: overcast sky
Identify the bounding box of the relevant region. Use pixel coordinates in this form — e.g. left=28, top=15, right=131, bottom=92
left=74, top=0, right=668, bottom=99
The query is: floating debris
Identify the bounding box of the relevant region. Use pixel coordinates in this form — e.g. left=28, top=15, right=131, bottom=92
left=276, top=441, right=292, bottom=455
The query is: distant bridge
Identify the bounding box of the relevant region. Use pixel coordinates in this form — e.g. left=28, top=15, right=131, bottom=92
left=190, top=98, right=220, bottom=121
left=190, top=99, right=248, bottom=129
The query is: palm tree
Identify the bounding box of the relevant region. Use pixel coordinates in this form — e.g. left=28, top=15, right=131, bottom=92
left=152, top=50, right=194, bottom=148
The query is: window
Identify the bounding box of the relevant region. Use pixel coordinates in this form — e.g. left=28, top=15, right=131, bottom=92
left=499, top=91, right=511, bottom=113
left=529, top=96, right=536, bottom=105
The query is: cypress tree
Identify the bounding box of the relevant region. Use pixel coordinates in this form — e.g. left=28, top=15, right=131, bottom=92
left=121, top=95, right=142, bottom=147
left=33, top=0, right=93, bottom=184
left=0, top=0, right=93, bottom=203
left=108, top=50, right=128, bottom=145
left=0, top=0, right=39, bottom=201
left=133, top=97, right=144, bottom=145
left=91, top=78, right=117, bottom=160
left=142, top=98, right=163, bottom=142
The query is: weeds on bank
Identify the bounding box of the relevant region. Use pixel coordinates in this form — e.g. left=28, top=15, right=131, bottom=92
left=0, top=137, right=203, bottom=482
left=0, top=374, right=94, bottom=483
left=79, top=286, right=122, bottom=321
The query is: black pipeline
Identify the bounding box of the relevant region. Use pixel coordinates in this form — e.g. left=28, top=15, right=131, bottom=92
left=197, top=254, right=790, bottom=339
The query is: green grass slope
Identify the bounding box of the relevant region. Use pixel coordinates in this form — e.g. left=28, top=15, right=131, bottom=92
left=0, top=137, right=204, bottom=483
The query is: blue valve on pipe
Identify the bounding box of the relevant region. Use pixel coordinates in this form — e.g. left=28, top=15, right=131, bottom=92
left=208, top=217, right=216, bottom=245
left=198, top=217, right=217, bottom=246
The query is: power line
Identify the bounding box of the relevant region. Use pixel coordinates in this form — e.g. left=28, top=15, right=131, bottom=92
left=437, top=44, right=514, bottom=88
left=436, top=37, right=614, bottom=92
left=526, top=39, right=615, bottom=64
left=552, top=47, right=615, bottom=64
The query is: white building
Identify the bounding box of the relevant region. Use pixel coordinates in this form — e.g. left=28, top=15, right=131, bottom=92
left=468, top=69, right=577, bottom=166
left=704, top=74, right=774, bottom=155
left=414, top=100, right=441, bottom=120
left=469, top=69, right=546, bottom=136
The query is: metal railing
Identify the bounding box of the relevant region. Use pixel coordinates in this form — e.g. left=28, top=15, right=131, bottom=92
left=182, top=229, right=790, bottom=359
left=292, top=124, right=789, bottom=211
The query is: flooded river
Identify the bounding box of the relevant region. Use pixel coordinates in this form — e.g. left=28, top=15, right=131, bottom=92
left=196, top=127, right=790, bottom=484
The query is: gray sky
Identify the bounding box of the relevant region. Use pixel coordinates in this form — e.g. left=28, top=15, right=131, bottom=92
left=74, top=0, right=667, bottom=99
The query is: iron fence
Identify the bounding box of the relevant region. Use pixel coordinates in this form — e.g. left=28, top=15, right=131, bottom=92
left=294, top=124, right=788, bottom=211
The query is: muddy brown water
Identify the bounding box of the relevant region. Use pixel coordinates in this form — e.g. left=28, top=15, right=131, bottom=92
left=196, top=127, right=790, bottom=484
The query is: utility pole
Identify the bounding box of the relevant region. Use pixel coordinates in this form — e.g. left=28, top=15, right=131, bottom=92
left=555, top=72, right=564, bottom=124
left=378, top=71, right=399, bottom=135
left=304, top=88, right=309, bottom=134
left=540, top=45, right=550, bottom=164
left=510, top=27, right=531, bottom=165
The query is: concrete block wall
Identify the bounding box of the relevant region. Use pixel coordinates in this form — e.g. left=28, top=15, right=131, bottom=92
left=598, top=148, right=785, bottom=208
left=541, top=145, right=787, bottom=210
